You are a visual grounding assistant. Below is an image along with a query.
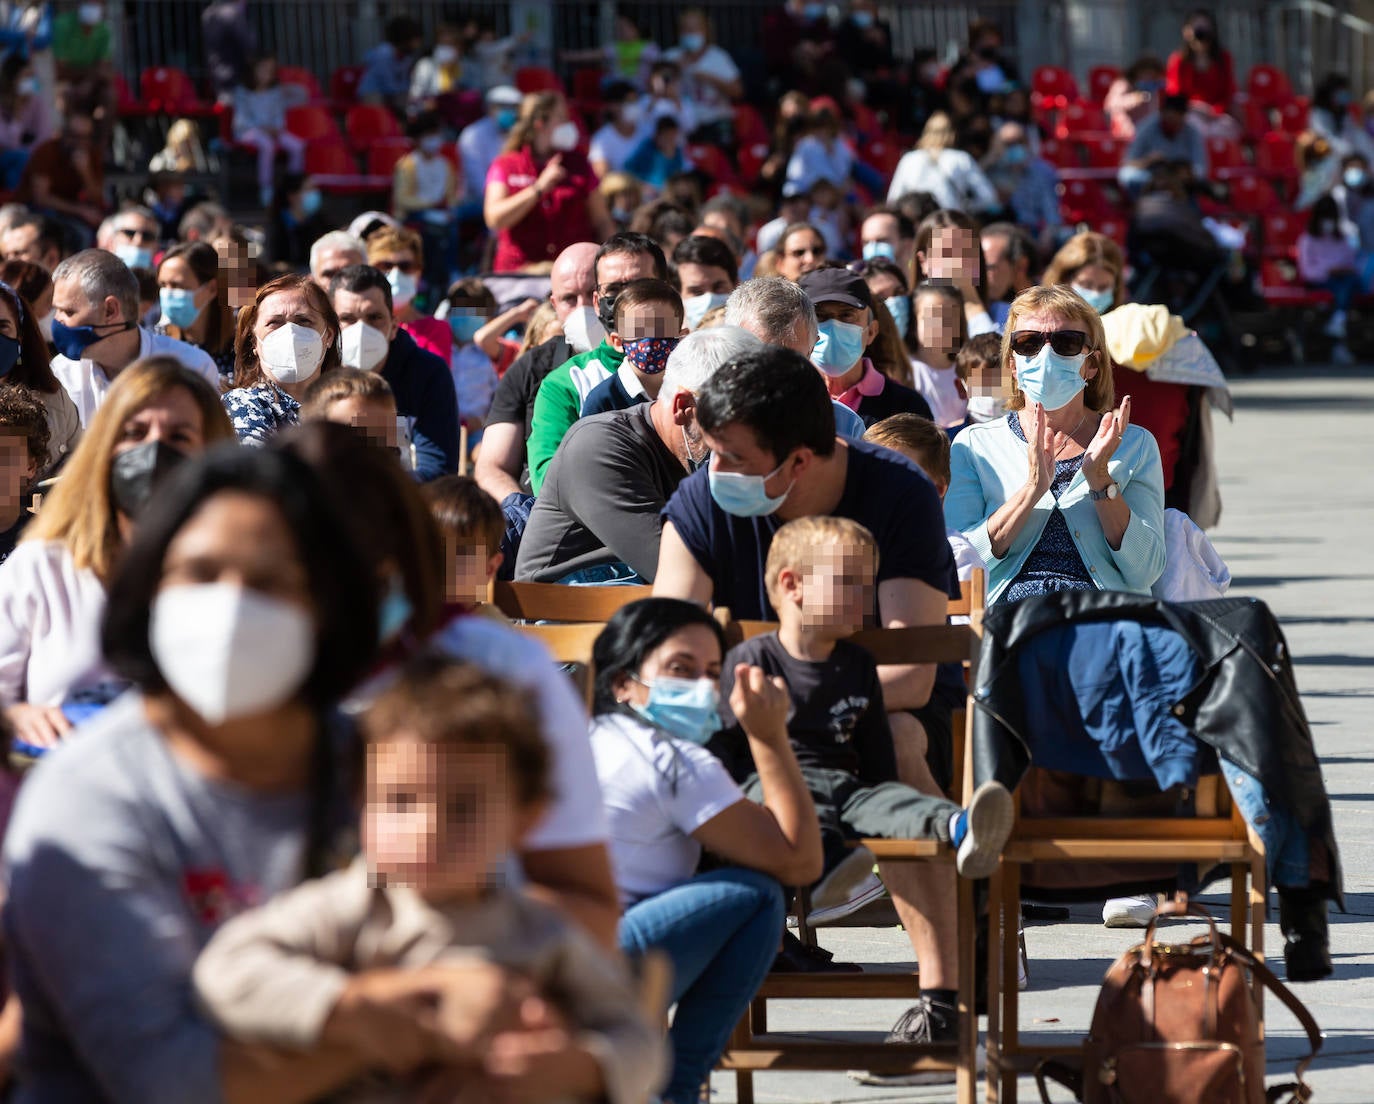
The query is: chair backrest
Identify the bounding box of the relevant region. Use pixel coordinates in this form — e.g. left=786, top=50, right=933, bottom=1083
left=330, top=65, right=365, bottom=107
left=369, top=137, right=415, bottom=176
left=1246, top=63, right=1293, bottom=107
left=141, top=65, right=200, bottom=111
left=515, top=66, right=563, bottom=94
left=1081, top=135, right=1125, bottom=168
left=285, top=104, right=341, bottom=142
left=514, top=621, right=604, bottom=707
left=1229, top=174, right=1279, bottom=214
left=1278, top=98, right=1309, bottom=135
left=1262, top=210, right=1303, bottom=257
left=1088, top=65, right=1120, bottom=105
left=1032, top=65, right=1080, bottom=105
left=303, top=140, right=357, bottom=177
left=277, top=65, right=322, bottom=101
left=346, top=103, right=403, bottom=140
left=492, top=580, right=654, bottom=622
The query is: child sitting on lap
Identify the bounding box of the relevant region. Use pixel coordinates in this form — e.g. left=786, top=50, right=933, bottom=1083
left=193, top=656, right=664, bottom=1103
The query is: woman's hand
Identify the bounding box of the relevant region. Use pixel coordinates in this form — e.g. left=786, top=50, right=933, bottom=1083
left=1083, top=395, right=1131, bottom=488
left=1025, top=403, right=1055, bottom=498
left=533, top=155, right=566, bottom=197
left=5, top=703, right=71, bottom=749
left=731, top=663, right=789, bottom=744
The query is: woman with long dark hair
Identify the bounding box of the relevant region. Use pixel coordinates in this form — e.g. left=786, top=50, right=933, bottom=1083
left=0, top=277, right=76, bottom=471
left=155, top=242, right=237, bottom=391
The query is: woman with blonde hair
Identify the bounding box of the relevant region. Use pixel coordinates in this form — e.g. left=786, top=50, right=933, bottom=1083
left=945, top=284, right=1165, bottom=608
left=1041, top=231, right=1127, bottom=315
left=0, top=356, right=233, bottom=748
left=886, top=111, right=999, bottom=214
left=483, top=90, right=612, bottom=271
left=515, top=299, right=561, bottom=359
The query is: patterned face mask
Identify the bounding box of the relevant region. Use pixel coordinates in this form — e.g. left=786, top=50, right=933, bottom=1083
left=621, top=335, right=680, bottom=375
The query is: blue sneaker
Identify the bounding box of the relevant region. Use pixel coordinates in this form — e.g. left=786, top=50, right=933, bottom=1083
left=949, top=781, right=1013, bottom=879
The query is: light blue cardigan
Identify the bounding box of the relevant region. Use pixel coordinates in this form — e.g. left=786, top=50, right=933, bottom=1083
left=946, top=415, right=1167, bottom=606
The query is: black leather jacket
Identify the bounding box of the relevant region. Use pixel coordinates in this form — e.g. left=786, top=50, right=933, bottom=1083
left=971, top=591, right=1342, bottom=903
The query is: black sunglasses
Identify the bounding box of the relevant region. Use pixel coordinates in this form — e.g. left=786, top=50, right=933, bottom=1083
left=1009, top=329, right=1090, bottom=358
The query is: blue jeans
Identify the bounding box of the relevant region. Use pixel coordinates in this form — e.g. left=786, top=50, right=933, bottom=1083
left=558, top=562, right=644, bottom=585
left=619, top=868, right=784, bottom=1104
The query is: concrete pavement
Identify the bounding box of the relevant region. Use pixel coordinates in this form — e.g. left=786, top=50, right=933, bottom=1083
left=707, top=369, right=1374, bottom=1103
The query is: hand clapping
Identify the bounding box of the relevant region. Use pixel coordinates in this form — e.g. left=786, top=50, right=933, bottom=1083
left=1083, top=395, right=1131, bottom=488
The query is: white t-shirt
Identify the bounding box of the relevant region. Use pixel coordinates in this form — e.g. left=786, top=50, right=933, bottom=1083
left=910, top=357, right=968, bottom=429
left=0, top=540, right=117, bottom=707
left=665, top=45, right=738, bottom=125
left=589, top=123, right=642, bottom=174
left=52, top=329, right=220, bottom=427
left=430, top=615, right=608, bottom=852
left=590, top=711, right=744, bottom=907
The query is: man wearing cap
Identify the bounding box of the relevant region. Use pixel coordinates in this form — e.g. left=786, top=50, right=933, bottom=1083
left=799, top=268, right=933, bottom=428
left=459, top=85, right=523, bottom=203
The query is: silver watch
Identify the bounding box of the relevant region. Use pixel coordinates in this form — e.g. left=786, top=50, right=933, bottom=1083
left=1089, top=482, right=1120, bottom=502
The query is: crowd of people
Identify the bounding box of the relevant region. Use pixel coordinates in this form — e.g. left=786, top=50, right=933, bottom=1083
left=0, top=3, right=1342, bottom=1102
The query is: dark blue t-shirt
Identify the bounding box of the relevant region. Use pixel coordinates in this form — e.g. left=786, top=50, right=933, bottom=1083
left=661, top=439, right=957, bottom=620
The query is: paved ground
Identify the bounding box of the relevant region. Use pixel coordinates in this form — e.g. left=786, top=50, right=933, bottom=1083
left=706, top=368, right=1374, bottom=1103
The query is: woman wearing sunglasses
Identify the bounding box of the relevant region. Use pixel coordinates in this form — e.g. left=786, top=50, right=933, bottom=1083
left=944, top=284, right=1166, bottom=607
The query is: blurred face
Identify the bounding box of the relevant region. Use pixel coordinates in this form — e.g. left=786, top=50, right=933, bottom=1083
left=701, top=208, right=744, bottom=242
left=367, top=248, right=419, bottom=280
left=779, top=543, right=876, bottom=636
left=364, top=738, right=520, bottom=900
left=311, top=247, right=364, bottom=290
left=323, top=396, right=398, bottom=451
left=593, top=250, right=658, bottom=310
left=614, top=300, right=682, bottom=343
left=860, top=213, right=901, bottom=259
left=53, top=274, right=119, bottom=329
left=1159, top=106, right=1184, bottom=136
left=253, top=288, right=335, bottom=357
left=442, top=537, right=501, bottom=608
left=3, top=224, right=57, bottom=271
left=157, top=256, right=217, bottom=311
left=549, top=247, right=596, bottom=322
left=1072, top=263, right=1117, bottom=297
left=113, top=214, right=158, bottom=252
left=864, top=270, right=904, bottom=302
left=614, top=624, right=723, bottom=711
left=114, top=387, right=207, bottom=458
left=982, top=233, right=1018, bottom=301
left=915, top=292, right=960, bottom=357
left=332, top=286, right=396, bottom=340
left=1009, top=308, right=1098, bottom=393
left=922, top=227, right=980, bottom=282
left=677, top=262, right=734, bottom=298
left=777, top=230, right=826, bottom=282
left=0, top=431, right=36, bottom=510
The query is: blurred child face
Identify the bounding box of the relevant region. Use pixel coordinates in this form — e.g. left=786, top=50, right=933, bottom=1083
left=922, top=227, right=980, bottom=282
left=612, top=300, right=685, bottom=377
left=782, top=542, right=876, bottom=635
left=364, top=739, right=525, bottom=901
left=0, top=431, right=35, bottom=510
left=966, top=356, right=1008, bottom=402
left=443, top=537, right=502, bottom=608
left=915, top=292, right=960, bottom=357
left=324, top=396, right=400, bottom=452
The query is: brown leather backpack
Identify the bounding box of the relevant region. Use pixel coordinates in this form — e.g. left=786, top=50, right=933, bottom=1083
left=1037, top=899, right=1323, bottom=1104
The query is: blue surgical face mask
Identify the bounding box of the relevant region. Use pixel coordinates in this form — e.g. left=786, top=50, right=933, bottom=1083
left=884, top=293, right=911, bottom=338
left=680, top=32, right=705, bottom=51
left=1002, top=143, right=1028, bottom=166
left=448, top=312, right=485, bottom=344
left=496, top=107, right=518, bottom=131
left=812, top=317, right=867, bottom=376
left=300, top=189, right=323, bottom=218
left=1014, top=345, right=1089, bottom=411
left=631, top=674, right=721, bottom=745
left=1344, top=166, right=1368, bottom=190
left=708, top=456, right=794, bottom=517
left=851, top=9, right=873, bottom=28
left=378, top=577, right=413, bottom=642
left=1071, top=284, right=1115, bottom=315
left=861, top=240, right=895, bottom=262
left=160, top=286, right=203, bottom=330
left=114, top=244, right=154, bottom=271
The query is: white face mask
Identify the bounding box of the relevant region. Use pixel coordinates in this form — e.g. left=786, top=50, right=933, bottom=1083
left=562, top=305, right=605, bottom=354
left=386, top=268, right=417, bottom=308
left=259, top=322, right=325, bottom=385
left=340, top=320, right=390, bottom=372
left=550, top=121, right=580, bottom=152
left=150, top=583, right=316, bottom=725
left=683, top=291, right=731, bottom=330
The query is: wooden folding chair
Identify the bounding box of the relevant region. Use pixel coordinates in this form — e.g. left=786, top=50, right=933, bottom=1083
left=983, top=769, right=1266, bottom=1102
left=719, top=574, right=986, bottom=1104
left=513, top=622, right=604, bottom=708
left=492, top=580, right=653, bottom=622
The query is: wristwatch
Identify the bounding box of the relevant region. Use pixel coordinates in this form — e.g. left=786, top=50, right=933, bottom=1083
left=1089, top=482, right=1121, bottom=502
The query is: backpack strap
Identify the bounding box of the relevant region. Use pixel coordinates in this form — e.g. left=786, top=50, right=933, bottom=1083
left=1035, top=1057, right=1084, bottom=1103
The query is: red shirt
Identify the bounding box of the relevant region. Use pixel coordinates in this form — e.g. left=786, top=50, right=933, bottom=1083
left=1165, top=50, right=1236, bottom=113
left=487, top=146, right=598, bottom=272
left=1111, top=363, right=1189, bottom=492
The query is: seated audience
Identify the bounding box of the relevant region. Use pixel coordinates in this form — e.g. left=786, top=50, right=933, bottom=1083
left=674, top=233, right=738, bottom=330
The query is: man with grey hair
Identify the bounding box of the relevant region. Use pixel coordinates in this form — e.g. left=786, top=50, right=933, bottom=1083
left=724, top=276, right=868, bottom=441
left=103, top=206, right=161, bottom=271
left=515, top=324, right=761, bottom=584
left=308, top=230, right=366, bottom=291
left=51, top=249, right=219, bottom=424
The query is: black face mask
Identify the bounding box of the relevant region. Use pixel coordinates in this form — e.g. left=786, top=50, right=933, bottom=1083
left=109, top=440, right=187, bottom=519
left=597, top=282, right=627, bottom=333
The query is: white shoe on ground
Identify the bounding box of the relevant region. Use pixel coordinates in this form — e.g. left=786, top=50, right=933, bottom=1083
left=1102, top=893, right=1163, bottom=928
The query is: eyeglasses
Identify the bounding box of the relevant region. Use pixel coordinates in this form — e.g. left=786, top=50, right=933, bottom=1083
left=1009, top=329, right=1090, bottom=357
left=372, top=260, right=418, bottom=275
left=116, top=226, right=158, bottom=244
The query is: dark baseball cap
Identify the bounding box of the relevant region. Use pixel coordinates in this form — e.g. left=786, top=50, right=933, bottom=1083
left=798, top=267, right=874, bottom=311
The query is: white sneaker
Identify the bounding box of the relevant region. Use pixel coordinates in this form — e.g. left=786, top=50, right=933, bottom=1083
left=1102, top=893, right=1163, bottom=928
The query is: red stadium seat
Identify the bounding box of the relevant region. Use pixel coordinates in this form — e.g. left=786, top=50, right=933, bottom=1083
left=1261, top=210, right=1304, bottom=258
left=1256, top=132, right=1299, bottom=184
left=1228, top=175, right=1281, bottom=215
left=367, top=137, right=415, bottom=177
left=736, top=140, right=769, bottom=184
left=571, top=66, right=605, bottom=120
left=687, top=144, right=737, bottom=189
left=330, top=65, right=365, bottom=109
left=734, top=103, right=769, bottom=146
left=1032, top=65, right=1080, bottom=106
left=1079, top=134, right=1125, bottom=169
left=1278, top=97, right=1310, bottom=135
left=863, top=135, right=904, bottom=178
left=114, top=73, right=150, bottom=117
left=1242, top=99, right=1274, bottom=142
left=277, top=65, right=323, bottom=102
left=140, top=66, right=213, bottom=115
left=1038, top=137, right=1078, bottom=169
left=1095, top=216, right=1128, bottom=247
left=304, top=140, right=357, bottom=176
left=1247, top=64, right=1293, bottom=108
left=1206, top=135, right=1249, bottom=178
left=345, top=104, right=403, bottom=151
left=515, top=66, right=563, bottom=93
left=1259, top=259, right=1331, bottom=306
left=285, top=105, right=343, bottom=143
left=1088, top=65, right=1120, bottom=105
left=1055, top=100, right=1109, bottom=139
left=1058, top=178, right=1110, bottom=223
